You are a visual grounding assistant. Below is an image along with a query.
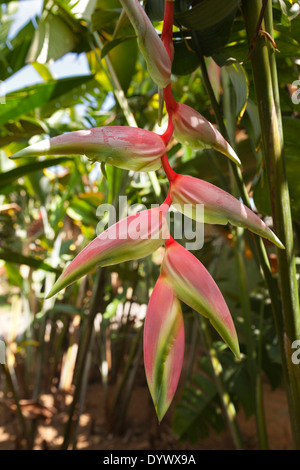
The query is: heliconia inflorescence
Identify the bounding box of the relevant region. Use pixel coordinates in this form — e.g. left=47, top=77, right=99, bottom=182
left=161, top=238, right=240, bottom=358
left=11, top=0, right=285, bottom=422
left=46, top=204, right=170, bottom=299
left=11, top=126, right=166, bottom=172
left=171, top=102, right=242, bottom=166
left=169, top=174, right=284, bottom=249
left=144, top=275, right=184, bottom=422
left=119, top=0, right=172, bottom=89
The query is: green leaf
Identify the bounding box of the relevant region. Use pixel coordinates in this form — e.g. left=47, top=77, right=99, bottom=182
left=49, top=304, right=87, bottom=319
left=253, top=117, right=300, bottom=223
left=32, top=62, right=53, bottom=81
left=0, top=118, right=47, bottom=147
left=144, top=0, right=165, bottom=21
left=68, top=0, right=97, bottom=22
left=0, top=17, right=12, bottom=43
left=0, top=250, right=61, bottom=274
left=103, top=298, right=122, bottom=321
left=243, top=99, right=261, bottom=149
left=100, top=161, right=108, bottom=180
left=273, top=30, right=300, bottom=57
left=4, top=262, right=23, bottom=287
left=172, top=40, right=201, bottom=76
left=211, top=17, right=248, bottom=66
left=91, top=8, right=121, bottom=31
left=224, top=62, right=249, bottom=123
left=174, top=0, right=240, bottom=31
left=0, top=157, right=73, bottom=189
left=67, top=195, right=99, bottom=226
left=191, top=8, right=238, bottom=58
left=101, top=35, right=136, bottom=58
left=230, top=364, right=254, bottom=418
left=108, top=37, right=138, bottom=93
left=26, top=12, right=77, bottom=64
left=172, top=373, right=224, bottom=443
left=0, top=75, right=94, bottom=127
left=145, top=0, right=192, bottom=22
left=0, top=21, right=36, bottom=80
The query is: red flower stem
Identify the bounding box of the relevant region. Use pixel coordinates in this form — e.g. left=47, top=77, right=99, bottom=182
left=163, top=84, right=177, bottom=114
left=161, top=114, right=174, bottom=145
left=161, top=153, right=177, bottom=183
left=165, top=234, right=175, bottom=247
left=161, top=0, right=175, bottom=61
left=161, top=1, right=176, bottom=115
left=159, top=0, right=177, bottom=210
left=163, top=188, right=172, bottom=208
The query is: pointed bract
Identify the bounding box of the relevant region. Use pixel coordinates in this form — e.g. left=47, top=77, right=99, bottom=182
left=161, top=238, right=240, bottom=358
left=170, top=174, right=284, bottom=249
left=172, top=103, right=241, bottom=166
left=119, top=0, right=171, bottom=88
left=10, top=126, right=166, bottom=172
left=144, top=275, right=184, bottom=422
left=46, top=205, right=170, bottom=299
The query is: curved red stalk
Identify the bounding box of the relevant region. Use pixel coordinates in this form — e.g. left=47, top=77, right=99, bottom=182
left=163, top=84, right=177, bottom=114
left=161, top=0, right=175, bottom=62
left=160, top=114, right=174, bottom=145
left=161, top=1, right=176, bottom=114
left=161, top=153, right=177, bottom=183
left=165, top=235, right=176, bottom=248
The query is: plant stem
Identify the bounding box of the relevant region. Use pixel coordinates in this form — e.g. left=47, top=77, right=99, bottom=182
left=256, top=298, right=269, bottom=450
left=162, top=0, right=175, bottom=61
left=195, top=41, right=284, bottom=344
left=1, top=364, right=31, bottom=448
left=113, top=327, right=143, bottom=434
left=161, top=153, right=176, bottom=182
left=71, top=329, right=96, bottom=450
left=242, top=0, right=300, bottom=448
left=199, top=318, right=244, bottom=450
left=61, top=268, right=107, bottom=449
left=233, top=227, right=269, bottom=449
left=89, top=30, right=163, bottom=203
left=222, top=69, right=269, bottom=449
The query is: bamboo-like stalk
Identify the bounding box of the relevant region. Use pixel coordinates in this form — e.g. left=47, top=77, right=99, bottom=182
left=198, top=318, right=244, bottom=450
left=242, top=0, right=300, bottom=448
left=222, top=68, right=269, bottom=448
left=89, top=30, right=163, bottom=204
left=113, top=327, right=144, bottom=434
left=61, top=268, right=107, bottom=450
left=256, top=297, right=269, bottom=450
left=109, top=321, right=142, bottom=429
left=1, top=364, right=31, bottom=448
left=233, top=227, right=269, bottom=449
left=195, top=40, right=285, bottom=361
left=71, top=329, right=96, bottom=450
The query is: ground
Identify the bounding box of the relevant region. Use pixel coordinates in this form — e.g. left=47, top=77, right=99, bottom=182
left=0, top=375, right=294, bottom=450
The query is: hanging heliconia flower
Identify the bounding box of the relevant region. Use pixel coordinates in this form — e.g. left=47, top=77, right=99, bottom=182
left=11, top=0, right=285, bottom=423
left=171, top=102, right=242, bottom=165
left=11, top=126, right=166, bottom=172
left=46, top=204, right=170, bottom=299
left=169, top=173, right=284, bottom=248
left=119, top=0, right=172, bottom=89
left=161, top=237, right=240, bottom=358
left=144, top=275, right=184, bottom=422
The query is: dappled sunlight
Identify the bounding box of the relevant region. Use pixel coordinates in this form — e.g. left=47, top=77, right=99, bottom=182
left=0, top=0, right=299, bottom=452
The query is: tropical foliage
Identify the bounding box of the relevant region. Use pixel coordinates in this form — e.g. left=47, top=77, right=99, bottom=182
left=0, top=0, right=300, bottom=450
